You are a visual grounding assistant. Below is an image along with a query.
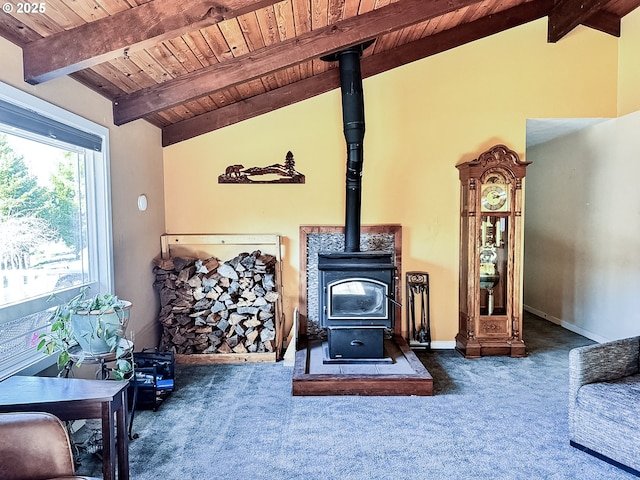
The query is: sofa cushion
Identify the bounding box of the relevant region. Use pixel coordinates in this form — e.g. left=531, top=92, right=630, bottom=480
left=576, top=373, right=640, bottom=425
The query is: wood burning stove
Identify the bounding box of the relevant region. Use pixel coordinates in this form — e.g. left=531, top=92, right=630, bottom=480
left=318, top=251, right=396, bottom=360
left=317, top=41, right=398, bottom=362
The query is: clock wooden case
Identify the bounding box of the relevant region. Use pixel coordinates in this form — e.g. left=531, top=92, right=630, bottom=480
left=456, top=144, right=530, bottom=358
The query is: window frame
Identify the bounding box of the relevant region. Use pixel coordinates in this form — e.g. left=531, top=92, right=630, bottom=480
left=0, top=81, right=113, bottom=379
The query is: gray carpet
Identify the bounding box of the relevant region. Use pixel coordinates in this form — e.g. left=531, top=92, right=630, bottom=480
left=76, top=313, right=635, bottom=479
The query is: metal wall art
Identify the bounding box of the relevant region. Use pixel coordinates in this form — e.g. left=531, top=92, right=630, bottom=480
left=218, top=151, right=305, bottom=184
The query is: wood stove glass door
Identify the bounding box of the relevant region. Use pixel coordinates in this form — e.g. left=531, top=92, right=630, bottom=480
left=327, top=278, right=388, bottom=320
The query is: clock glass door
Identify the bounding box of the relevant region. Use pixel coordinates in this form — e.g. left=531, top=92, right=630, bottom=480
left=479, top=215, right=508, bottom=316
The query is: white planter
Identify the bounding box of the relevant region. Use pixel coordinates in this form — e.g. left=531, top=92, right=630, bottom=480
left=70, top=300, right=131, bottom=355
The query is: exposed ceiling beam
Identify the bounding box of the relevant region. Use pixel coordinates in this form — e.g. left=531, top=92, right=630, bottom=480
left=162, top=0, right=554, bottom=146
left=548, top=0, right=610, bottom=42
left=22, top=0, right=280, bottom=85
left=0, top=11, right=41, bottom=46
left=582, top=9, right=621, bottom=36
left=114, top=0, right=486, bottom=126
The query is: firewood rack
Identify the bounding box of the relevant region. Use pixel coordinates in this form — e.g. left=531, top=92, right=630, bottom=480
left=159, top=233, right=285, bottom=363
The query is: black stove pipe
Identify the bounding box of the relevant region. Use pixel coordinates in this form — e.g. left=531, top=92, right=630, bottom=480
left=322, top=42, right=372, bottom=253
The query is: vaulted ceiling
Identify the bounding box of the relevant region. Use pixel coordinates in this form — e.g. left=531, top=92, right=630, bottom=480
left=1, top=0, right=638, bottom=146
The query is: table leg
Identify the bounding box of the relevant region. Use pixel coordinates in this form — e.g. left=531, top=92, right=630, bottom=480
left=101, top=402, right=117, bottom=480
left=116, top=389, right=130, bottom=480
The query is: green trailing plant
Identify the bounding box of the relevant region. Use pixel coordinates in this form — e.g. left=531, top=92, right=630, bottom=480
left=37, top=287, right=134, bottom=380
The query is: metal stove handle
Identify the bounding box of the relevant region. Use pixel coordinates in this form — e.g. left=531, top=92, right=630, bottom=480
left=386, top=294, right=402, bottom=308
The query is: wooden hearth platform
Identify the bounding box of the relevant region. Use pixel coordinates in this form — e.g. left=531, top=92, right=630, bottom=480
left=292, top=334, right=433, bottom=396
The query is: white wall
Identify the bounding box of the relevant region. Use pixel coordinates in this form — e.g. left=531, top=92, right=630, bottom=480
left=524, top=110, right=640, bottom=341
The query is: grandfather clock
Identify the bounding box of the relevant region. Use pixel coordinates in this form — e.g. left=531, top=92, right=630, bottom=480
left=456, top=144, right=530, bottom=358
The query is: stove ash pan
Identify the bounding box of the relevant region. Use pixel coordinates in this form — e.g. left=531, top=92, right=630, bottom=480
left=318, top=252, right=396, bottom=329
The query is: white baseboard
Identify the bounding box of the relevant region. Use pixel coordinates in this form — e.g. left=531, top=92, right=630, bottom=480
left=523, top=305, right=563, bottom=325
left=523, top=305, right=608, bottom=343
left=407, top=340, right=455, bottom=350
left=430, top=340, right=456, bottom=350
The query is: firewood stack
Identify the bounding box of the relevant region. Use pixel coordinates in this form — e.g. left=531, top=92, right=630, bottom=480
left=153, top=250, right=279, bottom=355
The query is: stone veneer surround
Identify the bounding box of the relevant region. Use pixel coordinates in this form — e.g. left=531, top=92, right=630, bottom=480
left=298, top=225, right=402, bottom=337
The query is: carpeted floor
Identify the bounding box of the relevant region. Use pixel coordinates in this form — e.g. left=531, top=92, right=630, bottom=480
left=75, top=312, right=635, bottom=479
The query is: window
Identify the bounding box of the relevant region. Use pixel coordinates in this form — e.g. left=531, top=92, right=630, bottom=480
left=0, top=82, right=112, bottom=379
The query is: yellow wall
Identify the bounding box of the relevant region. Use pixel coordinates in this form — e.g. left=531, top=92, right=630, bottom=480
left=618, top=8, right=640, bottom=115
left=0, top=36, right=166, bottom=349
left=163, top=18, right=619, bottom=343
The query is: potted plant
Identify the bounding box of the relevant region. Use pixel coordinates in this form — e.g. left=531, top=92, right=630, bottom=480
left=37, top=287, right=134, bottom=380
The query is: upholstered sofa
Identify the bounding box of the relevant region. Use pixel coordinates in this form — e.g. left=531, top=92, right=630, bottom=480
left=0, top=411, right=100, bottom=480
left=569, top=336, right=640, bottom=476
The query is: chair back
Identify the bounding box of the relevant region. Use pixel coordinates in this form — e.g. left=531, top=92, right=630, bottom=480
left=0, top=411, right=77, bottom=480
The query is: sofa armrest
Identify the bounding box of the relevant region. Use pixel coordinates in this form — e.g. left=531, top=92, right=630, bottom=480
left=569, top=336, right=640, bottom=405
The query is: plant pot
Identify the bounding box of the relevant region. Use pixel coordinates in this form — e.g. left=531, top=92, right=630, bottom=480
left=70, top=301, right=131, bottom=355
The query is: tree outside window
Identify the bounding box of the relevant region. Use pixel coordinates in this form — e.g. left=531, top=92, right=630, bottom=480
left=0, top=133, right=88, bottom=305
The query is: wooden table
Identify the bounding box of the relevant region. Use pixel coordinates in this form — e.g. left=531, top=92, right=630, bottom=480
left=0, top=375, right=129, bottom=480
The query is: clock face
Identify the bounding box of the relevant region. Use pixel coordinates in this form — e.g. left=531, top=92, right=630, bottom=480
left=481, top=184, right=508, bottom=211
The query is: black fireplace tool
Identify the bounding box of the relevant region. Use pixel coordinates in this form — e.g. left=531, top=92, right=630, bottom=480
left=406, top=272, right=431, bottom=349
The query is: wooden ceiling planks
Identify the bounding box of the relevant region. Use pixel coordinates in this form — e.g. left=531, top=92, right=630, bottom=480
left=6, top=7, right=64, bottom=37
left=180, top=31, right=215, bottom=68
left=249, top=7, right=288, bottom=88
left=310, top=0, right=331, bottom=75
left=118, top=0, right=498, bottom=125
left=93, top=0, right=141, bottom=16
left=0, top=0, right=638, bottom=144
left=70, top=67, right=127, bottom=98
left=196, top=26, right=227, bottom=63
left=21, top=0, right=284, bottom=84
left=126, top=49, right=172, bottom=84
left=90, top=61, right=141, bottom=93
left=156, top=2, right=636, bottom=143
